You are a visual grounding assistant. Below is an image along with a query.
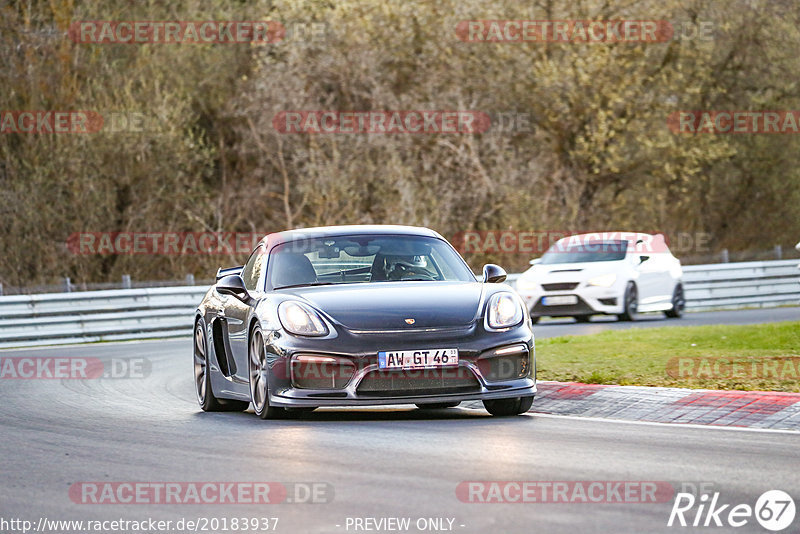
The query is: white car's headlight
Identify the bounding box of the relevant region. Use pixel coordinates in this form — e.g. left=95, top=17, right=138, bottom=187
left=515, top=277, right=537, bottom=291
left=587, top=274, right=617, bottom=287
left=278, top=301, right=328, bottom=336
left=487, top=292, right=523, bottom=330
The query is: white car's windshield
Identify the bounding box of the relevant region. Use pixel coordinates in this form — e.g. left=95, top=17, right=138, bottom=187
left=540, top=240, right=628, bottom=265
left=269, top=234, right=474, bottom=289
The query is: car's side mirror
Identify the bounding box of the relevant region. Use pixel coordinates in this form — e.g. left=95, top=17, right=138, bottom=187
left=217, top=274, right=250, bottom=301
left=529, top=258, right=542, bottom=265
left=483, top=264, right=507, bottom=283
left=639, top=255, right=650, bottom=264
left=216, top=265, right=243, bottom=281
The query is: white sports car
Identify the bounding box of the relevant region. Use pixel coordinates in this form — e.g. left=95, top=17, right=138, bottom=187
left=515, top=232, right=684, bottom=323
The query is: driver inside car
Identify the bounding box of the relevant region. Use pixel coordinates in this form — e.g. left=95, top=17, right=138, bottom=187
left=371, top=254, right=435, bottom=281
left=387, top=255, right=433, bottom=281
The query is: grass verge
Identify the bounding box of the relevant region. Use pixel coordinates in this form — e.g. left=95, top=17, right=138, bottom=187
left=536, top=321, right=800, bottom=392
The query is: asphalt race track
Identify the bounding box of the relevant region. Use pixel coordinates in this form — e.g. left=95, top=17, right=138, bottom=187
left=1, top=309, right=798, bottom=534
left=533, top=306, right=799, bottom=338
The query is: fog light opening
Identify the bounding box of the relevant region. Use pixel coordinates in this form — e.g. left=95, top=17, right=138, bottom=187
left=291, top=354, right=356, bottom=389
left=479, top=345, right=531, bottom=382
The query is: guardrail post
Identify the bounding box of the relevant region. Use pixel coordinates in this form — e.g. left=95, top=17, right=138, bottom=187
left=64, top=277, right=72, bottom=292
left=720, top=249, right=729, bottom=263
left=185, top=274, right=195, bottom=286
left=0, top=282, right=3, bottom=296
left=122, top=274, right=131, bottom=289
left=774, top=245, right=783, bottom=259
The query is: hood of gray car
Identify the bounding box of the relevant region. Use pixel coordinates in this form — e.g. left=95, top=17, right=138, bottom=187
left=286, top=281, right=484, bottom=330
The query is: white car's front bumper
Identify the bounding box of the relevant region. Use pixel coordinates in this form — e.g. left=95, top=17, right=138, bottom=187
left=516, top=281, right=627, bottom=317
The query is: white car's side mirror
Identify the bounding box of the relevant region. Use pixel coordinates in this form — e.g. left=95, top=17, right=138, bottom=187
left=529, top=258, right=541, bottom=265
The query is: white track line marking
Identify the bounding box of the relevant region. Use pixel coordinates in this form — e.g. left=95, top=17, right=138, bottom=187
left=528, top=412, right=800, bottom=434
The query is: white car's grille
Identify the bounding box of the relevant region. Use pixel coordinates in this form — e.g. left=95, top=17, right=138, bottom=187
left=541, top=282, right=579, bottom=291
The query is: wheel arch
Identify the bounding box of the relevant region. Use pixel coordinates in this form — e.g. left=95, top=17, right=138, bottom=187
left=248, top=316, right=261, bottom=339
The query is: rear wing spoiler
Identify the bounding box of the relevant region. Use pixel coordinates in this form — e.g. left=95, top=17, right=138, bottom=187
left=215, top=265, right=243, bottom=281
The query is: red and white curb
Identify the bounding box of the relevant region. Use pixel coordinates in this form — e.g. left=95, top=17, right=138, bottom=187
left=524, top=381, right=800, bottom=430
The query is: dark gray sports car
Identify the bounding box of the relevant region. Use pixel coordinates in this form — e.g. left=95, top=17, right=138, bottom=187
left=193, top=225, right=536, bottom=418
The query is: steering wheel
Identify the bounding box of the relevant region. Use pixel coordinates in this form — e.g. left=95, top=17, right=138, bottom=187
left=387, top=261, right=436, bottom=281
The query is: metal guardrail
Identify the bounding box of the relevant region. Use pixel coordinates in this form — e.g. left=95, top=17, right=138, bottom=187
left=0, top=286, right=208, bottom=349
left=680, top=259, right=800, bottom=311
left=0, top=259, right=797, bottom=348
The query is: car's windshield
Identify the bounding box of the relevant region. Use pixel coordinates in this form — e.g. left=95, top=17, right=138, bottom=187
left=269, top=234, right=474, bottom=289
left=540, top=240, right=628, bottom=264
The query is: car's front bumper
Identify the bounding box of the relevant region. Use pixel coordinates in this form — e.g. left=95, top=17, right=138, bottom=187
left=263, top=321, right=536, bottom=407
left=269, top=380, right=536, bottom=407
left=518, top=284, right=626, bottom=316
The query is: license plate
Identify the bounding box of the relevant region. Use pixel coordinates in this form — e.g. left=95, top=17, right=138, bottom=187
left=378, top=348, right=458, bottom=370
left=542, top=295, right=578, bottom=306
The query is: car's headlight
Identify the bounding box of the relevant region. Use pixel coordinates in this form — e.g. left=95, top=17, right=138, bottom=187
left=587, top=274, right=617, bottom=287
left=515, top=277, right=537, bottom=291
left=487, top=292, right=523, bottom=330
left=278, top=301, right=328, bottom=336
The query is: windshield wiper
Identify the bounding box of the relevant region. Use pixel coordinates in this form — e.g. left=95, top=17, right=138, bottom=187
left=274, top=282, right=338, bottom=290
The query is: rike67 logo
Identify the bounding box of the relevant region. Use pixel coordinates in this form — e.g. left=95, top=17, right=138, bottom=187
left=668, top=490, right=795, bottom=531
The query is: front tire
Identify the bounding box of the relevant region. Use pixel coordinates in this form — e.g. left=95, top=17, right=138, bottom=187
left=665, top=284, right=685, bottom=318
left=194, top=320, right=248, bottom=412
left=249, top=326, right=287, bottom=419
left=617, top=282, right=638, bottom=322
left=483, top=396, right=534, bottom=416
